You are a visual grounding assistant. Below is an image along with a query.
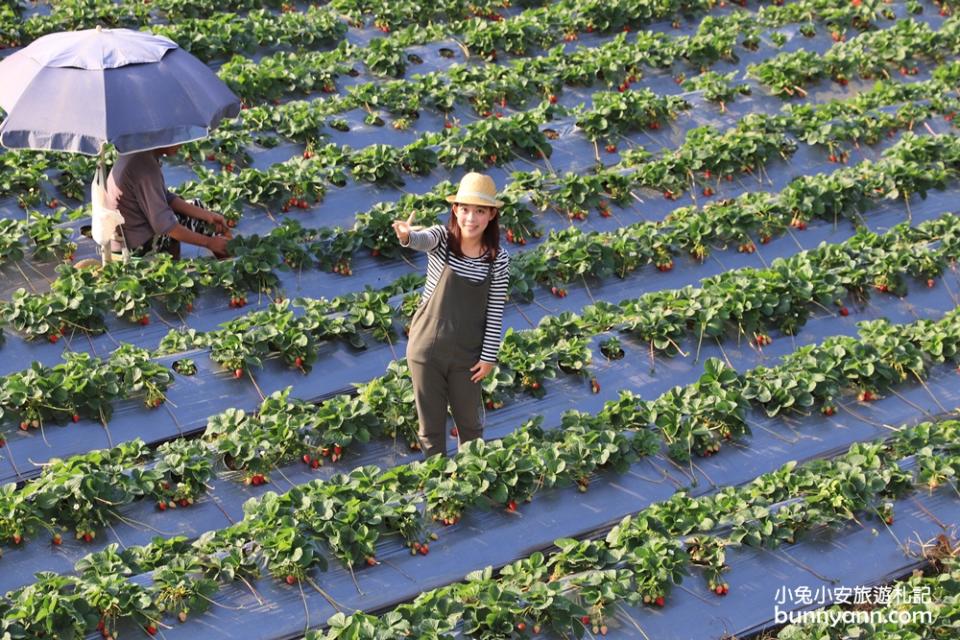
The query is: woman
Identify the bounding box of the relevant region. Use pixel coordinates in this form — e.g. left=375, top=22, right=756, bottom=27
left=392, top=173, right=511, bottom=458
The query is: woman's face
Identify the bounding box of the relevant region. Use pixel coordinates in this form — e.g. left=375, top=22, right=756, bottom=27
left=453, top=203, right=496, bottom=242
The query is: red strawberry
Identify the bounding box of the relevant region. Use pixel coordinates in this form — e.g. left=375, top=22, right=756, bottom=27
left=839, top=307, right=849, bottom=316
left=158, top=501, right=167, bottom=511
left=580, top=615, right=591, bottom=625
left=12, top=533, right=22, bottom=545
left=145, top=624, right=158, bottom=636
left=234, top=368, right=244, bottom=379
left=366, top=556, right=377, bottom=566
left=72, top=413, right=80, bottom=423
left=506, top=500, right=517, bottom=512
left=82, top=532, right=93, bottom=543
left=548, top=94, right=558, bottom=104
left=655, top=596, right=665, bottom=607
left=286, top=575, right=296, bottom=585
left=928, top=279, right=935, bottom=288
left=531, top=381, right=541, bottom=390
left=311, top=459, right=320, bottom=469
left=715, top=585, right=725, bottom=595
left=294, top=356, right=304, bottom=368
left=49, top=333, right=59, bottom=343
left=419, top=543, right=429, bottom=555
left=303, top=454, right=312, bottom=465
left=516, top=622, right=526, bottom=631
left=590, top=378, right=600, bottom=393
left=139, top=315, right=149, bottom=326
left=605, top=144, right=617, bottom=153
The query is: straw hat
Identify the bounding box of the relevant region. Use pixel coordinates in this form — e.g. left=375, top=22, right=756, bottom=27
left=445, top=172, right=504, bottom=208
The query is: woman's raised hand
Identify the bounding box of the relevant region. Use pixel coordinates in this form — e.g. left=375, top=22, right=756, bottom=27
left=391, top=210, right=417, bottom=244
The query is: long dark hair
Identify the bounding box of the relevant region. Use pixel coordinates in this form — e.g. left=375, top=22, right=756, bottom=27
left=446, top=204, right=500, bottom=263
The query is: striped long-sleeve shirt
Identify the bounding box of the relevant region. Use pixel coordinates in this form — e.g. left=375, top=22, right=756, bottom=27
left=400, top=225, right=510, bottom=363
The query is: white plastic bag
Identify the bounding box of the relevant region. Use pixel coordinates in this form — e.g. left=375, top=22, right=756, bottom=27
left=90, top=158, right=126, bottom=263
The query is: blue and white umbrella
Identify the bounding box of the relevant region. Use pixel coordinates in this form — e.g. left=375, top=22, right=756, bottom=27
left=0, top=26, right=240, bottom=155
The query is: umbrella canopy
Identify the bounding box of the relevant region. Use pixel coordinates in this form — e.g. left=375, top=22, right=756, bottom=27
left=0, top=26, right=241, bottom=155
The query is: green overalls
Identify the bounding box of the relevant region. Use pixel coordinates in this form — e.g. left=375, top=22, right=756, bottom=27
left=406, top=241, right=493, bottom=458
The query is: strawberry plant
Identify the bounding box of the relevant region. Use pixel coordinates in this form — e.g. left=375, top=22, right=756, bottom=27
left=349, top=143, right=404, bottom=184
left=682, top=70, right=751, bottom=111
left=24, top=440, right=156, bottom=540
left=575, top=88, right=688, bottom=142
left=151, top=555, right=218, bottom=624
left=25, top=208, right=77, bottom=261
left=0, top=573, right=92, bottom=639
left=153, top=439, right=215, bottom=506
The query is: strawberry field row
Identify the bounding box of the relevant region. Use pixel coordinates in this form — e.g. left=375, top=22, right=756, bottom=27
left=3, top=260, right=959, bottom=570
left=299, top=420, right=957, bottom=639
left=0, top=344, right=171, bottom=436
left=214, top=0, right=911, bottom=102
left=0, top=197, right=950, bottom=467
left=1, top=127, right=955, bottom=350
left=2, top=36, right=953, bottom=262
left=2, top=403, right=954, bottom=639
left=151, top=209, right=960, bottom=393
left=173, top=0, right=941, bottom=151
left=0, top=0, right=521, bottom=50
left=750, top=13, right=960, bottom=96
left=0, top=0, right=913, bottom=208
left=89, top=73, right=960, bottom=217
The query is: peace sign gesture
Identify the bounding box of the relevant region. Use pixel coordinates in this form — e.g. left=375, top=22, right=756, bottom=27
left=391, top=210, right=417, bottom=245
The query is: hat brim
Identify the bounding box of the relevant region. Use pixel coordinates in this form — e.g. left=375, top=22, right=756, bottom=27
left=445, top=194, right=504, bottom=208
